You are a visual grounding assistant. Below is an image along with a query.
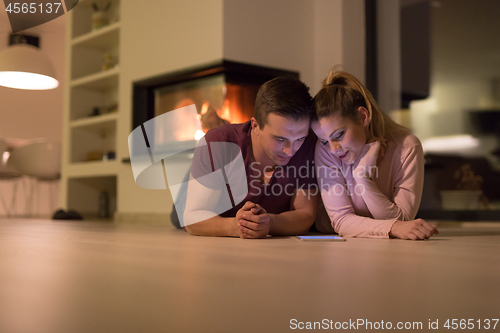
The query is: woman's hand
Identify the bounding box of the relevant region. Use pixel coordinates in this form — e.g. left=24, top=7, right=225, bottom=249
left=367, top=137, right=388, bottom=157
left=389, top=219, right=439, bottom=240
left=352, top=141, right=381, bottom=180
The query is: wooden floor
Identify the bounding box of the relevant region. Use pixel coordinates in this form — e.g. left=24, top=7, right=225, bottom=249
left=1, top=218, right=499, bottom=333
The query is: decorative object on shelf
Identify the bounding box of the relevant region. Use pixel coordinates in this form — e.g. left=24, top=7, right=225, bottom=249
left=91, top=107, right=101, bottom=117
left=102, top=52, right=115, bottom=71
left=85, top=150, right=115, bottom=162
left=102, top=151, right=115, bottom=161
left=87, top=150, right=104, bottom=161
left=0, top=34, right=58, bottom=90
left=91, top=2, right=111, bottom=31
left=104, top=103, right=118, bottom=114
left=87, top=103, right=118, bottom=118
left=440, top=164, right=491, bottom=210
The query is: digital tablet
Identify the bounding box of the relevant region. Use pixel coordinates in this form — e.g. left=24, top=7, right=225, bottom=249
left=296, top=235, right=346, bottom=242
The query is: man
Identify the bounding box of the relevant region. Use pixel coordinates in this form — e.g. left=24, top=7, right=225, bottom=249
left=183, top=76, right=319, bottom=238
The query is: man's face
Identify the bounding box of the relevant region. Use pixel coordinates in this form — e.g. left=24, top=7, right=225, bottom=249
left=253, top=113, right=310, bottom=166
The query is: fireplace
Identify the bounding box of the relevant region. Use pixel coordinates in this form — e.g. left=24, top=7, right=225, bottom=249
left=128, top=60, right=299, bottom=193
left=132, top=60, right=299, bottom=148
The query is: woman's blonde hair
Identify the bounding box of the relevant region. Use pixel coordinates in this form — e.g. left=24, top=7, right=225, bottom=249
left=313, top=66, right=410, bottom=142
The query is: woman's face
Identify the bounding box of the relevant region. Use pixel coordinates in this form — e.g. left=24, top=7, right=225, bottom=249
left=311, top=109, right=369, bottom=165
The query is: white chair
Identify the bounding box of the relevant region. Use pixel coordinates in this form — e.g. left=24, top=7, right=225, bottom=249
left=0, top=138, right=23, bottom=217
left=7, top=140, right=61, bottom=217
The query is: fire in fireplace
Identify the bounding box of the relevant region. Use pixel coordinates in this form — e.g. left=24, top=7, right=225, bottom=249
left=132, top=60, right=299, bottom=148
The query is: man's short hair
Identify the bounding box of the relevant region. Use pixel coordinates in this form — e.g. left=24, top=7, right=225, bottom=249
left=254, top=76, right=314, bottom=128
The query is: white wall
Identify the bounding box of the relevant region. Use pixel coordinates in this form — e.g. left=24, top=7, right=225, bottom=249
left=117, top=0, right=224, bottom=215
left=222, top=0, right=315, bottom=91
left=313, top=0, right=365, bottom=93
left=0, top=6, right=65, bottom=217
left=223, top=0, right=365, bottom=94
left=313, top=0, right=343, bottom=93
left=341, top=0, right=365, bottom=84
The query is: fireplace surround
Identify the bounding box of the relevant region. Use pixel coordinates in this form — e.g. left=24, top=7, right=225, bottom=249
left=127, top=60, right=300, bottom=196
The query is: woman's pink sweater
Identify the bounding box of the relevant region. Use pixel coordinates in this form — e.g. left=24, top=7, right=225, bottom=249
left=315, top=134, right=425, bottom=238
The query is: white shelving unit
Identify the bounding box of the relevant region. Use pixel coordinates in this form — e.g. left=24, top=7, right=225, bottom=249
left=71, top=67, right=119, bottom=89
left=72, top=22, right=121, bottom=48
left=61, top=0, right=120, bottom=220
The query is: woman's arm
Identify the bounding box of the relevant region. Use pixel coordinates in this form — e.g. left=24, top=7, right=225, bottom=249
left=350, top=139, right=438, bottom=240
left=355, top=142, right=424, bottom=221
left=315, top=141, right=397, bottom=238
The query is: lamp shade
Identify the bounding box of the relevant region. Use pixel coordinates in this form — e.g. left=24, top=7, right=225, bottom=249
left=0, top=44, right=59, bottom=90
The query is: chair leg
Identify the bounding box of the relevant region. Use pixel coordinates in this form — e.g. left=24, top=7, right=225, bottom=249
left=0, top=179, right=21, bottom=218
left=0, top=184, right=10, bottom=217
left=21, top=177, right=30, bottom=216
left=36, top=180, right=41, bottom=217
left=25, top=178, right=37, bottom=217
left=8, top=180, right=19, bottom=217
left=48, top=181, right=56, bottom=215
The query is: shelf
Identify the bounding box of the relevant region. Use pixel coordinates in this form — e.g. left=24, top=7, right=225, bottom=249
left=71, top=120, right=116, bottom=163
left=77, top=0, right=116, bottom=8
left=71, top=67, right=119, bottom=90
left=70, top=113, right=118, bottom=128
left=66, top=160, right=119, bottom=178
left=71, top=0, right=121, bottom=39
left=67, top=175, right=117, bottom=220
left=72, top=22, right=120, bottom=49
left=63, top=0, right=121, bottom=214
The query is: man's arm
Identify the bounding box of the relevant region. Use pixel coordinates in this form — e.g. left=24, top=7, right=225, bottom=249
left=186, top=202, right=264, bottom=237
left=268, top=189, right=319, bottom=236
left=183, top=173, right=261, bottom=237
left=184, top=215, right=239, bottom=237
left=183, top=172, right=240, bottom=237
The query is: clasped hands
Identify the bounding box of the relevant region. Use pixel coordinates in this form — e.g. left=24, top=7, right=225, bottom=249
left=235, top=201, right=270, bottom=239
left=352, top=137, right=388, bottom=181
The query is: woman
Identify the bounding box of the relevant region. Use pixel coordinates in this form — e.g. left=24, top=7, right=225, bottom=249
left=313, top=67, right=438, bottom=240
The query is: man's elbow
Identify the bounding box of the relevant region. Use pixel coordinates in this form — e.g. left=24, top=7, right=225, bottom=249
left=297, top=213, right=316, bottom=234
left=183, top=210, right=207, bottom=235
left=184, top=224, right=196, bottom=235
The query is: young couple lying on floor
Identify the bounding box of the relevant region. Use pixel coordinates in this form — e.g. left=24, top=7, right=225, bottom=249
left=176, top=68, right=439, bottom=240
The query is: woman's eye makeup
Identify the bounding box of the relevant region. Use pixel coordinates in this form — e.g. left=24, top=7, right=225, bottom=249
left=321, top=131, right=344, bottom=145
left=334, top=131, right=344, bottom=140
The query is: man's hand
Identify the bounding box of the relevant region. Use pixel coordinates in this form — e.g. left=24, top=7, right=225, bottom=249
left=389, top=219, right=439, bottom=240
left=233, top=201, right=255, bottom=238
left=237, top=202, right=270, bottom=239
